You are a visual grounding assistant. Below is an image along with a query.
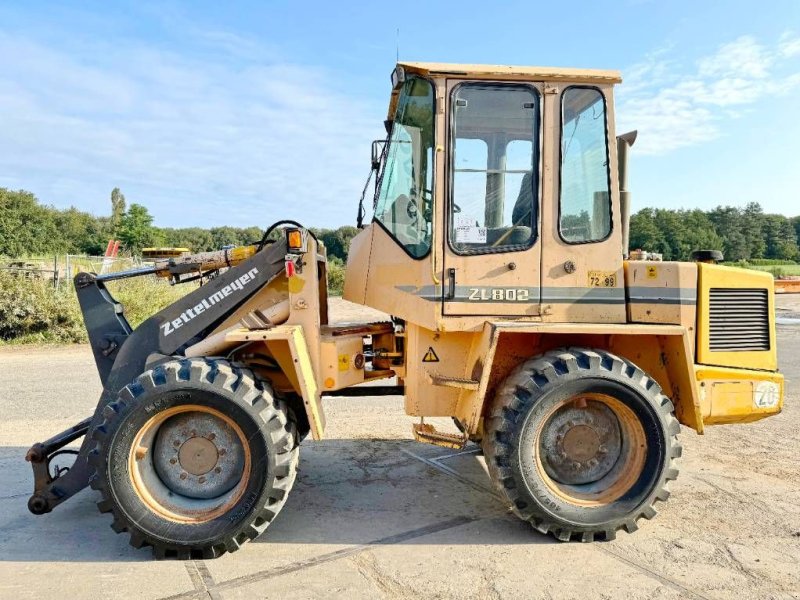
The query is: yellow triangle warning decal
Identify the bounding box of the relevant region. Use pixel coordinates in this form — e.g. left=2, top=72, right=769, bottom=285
left=422, top=347, right=440, bottom=363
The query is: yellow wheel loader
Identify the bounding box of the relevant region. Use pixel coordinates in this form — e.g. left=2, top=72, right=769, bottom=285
left=25, top=63, right=784, bottom=558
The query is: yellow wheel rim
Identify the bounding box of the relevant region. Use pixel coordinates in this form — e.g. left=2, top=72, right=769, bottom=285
left=534, top=393, right=647, bottom=507
left=127, top=404, right=252, bottom=524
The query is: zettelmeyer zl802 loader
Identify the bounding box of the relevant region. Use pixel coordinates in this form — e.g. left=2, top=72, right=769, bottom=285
left=26, top=62, right=784, bottom=558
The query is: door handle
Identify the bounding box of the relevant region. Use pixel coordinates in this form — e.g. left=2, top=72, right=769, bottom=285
left=446, top=268, right=456, bottom=300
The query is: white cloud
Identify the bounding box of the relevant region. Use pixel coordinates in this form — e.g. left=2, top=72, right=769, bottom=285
left=779, top=31, right=800, bottom=58
left=618, top=35, right=800, bottom=155
left=0, top=31, right=385, bottom=227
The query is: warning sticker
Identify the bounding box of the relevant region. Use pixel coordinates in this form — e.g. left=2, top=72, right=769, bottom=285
left=338, top=354, right=350, bottom=372
left=422, top=347, right=440, bottom=363
left=647, top=266, right=658, bottom=279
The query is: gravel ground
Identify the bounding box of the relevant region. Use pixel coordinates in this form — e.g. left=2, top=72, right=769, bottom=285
left=0, top=298, right=798, bottom=599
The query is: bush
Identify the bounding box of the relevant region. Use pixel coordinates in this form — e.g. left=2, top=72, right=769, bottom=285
left=0, top=272, right=85, bottom=342
left=0, top=272, right=188, bottom=344
left=327, top=256, right=346, bottom=296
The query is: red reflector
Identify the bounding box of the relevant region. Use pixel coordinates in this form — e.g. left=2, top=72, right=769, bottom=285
left=285, top=260, right=296, bottom=278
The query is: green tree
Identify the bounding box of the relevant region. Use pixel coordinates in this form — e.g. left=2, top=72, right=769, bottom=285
left=763, top=214, right=799, bottom=260
left=708, top=206, right=749, bottom=261
left=311, top=226, right=360, bottom=262
left=210, top=226, right=242, bottom=249
left=110, top=187, right=126, bottom=231
left=117, top=204, right=160, bottom=254
left=161, top=227, right=215, bottom=252
left=629, top=208, right=666, bottom=255
left=793, top=216, right=800, bottom=249
left=0, top=188, right=61, bottom=256
left=742, top=202, right=766, bottom=259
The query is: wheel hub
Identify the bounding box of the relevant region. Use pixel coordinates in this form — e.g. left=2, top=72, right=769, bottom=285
left=178, top=437, right=219, bottom=475
left=152, top=412, right=245, bottom=500
left=539, top=399, right=622, bottom=485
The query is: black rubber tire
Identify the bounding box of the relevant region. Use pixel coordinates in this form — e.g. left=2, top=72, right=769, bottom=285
left=88, top=357, right=298, bottom=559
left=482, top=347, right=681, bottom=542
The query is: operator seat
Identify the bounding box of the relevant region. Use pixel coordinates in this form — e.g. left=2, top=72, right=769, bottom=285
left=484, top=171, right=535, bottom=246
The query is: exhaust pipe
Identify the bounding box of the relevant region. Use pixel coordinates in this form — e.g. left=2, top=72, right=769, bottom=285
left=617, top=130, right=637, bottom=259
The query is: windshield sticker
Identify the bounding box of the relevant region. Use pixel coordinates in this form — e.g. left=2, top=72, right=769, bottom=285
left=454, top=215, right=487, bottom=244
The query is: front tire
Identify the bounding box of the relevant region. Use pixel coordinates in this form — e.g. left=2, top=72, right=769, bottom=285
left=483, top=348, right=681, bottom=542
left=88, top=358, right=298, bottom=559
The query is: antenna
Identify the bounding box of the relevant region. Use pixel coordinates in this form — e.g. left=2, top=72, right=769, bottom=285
left=396, top=27, right=400, bottom=62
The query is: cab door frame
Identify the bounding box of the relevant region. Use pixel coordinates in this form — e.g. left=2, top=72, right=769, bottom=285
left=539, top=83, right=626, bottom=323
left=441, top=78, right=545, bottom=318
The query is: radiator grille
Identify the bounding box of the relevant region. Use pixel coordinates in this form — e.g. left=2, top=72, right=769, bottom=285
left=708, top=288, right=770, bottom=351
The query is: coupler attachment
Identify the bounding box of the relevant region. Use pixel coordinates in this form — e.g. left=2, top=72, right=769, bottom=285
left=25, top=417, right=93, bottom=514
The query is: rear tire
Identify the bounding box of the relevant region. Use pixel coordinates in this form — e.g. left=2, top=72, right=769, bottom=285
left=88, top=358, right=298, bottom=559
left=483, top=348, right=681, bottom=542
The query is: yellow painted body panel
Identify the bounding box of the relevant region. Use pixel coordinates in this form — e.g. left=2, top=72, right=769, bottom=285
left=319, top=334, right=366, bottom=391
left=624, top=261, right=698, bottom=351
left=402, top=322, right=706, bottom=433
left=226, top=325, right=326, bottom=441
left=696, top=264, right=777, bottom=371
left=695, top=365, right=784, bottom=425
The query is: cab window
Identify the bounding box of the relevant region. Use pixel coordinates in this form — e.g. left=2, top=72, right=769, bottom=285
left=374, top=77, right=435, bottom=258
left=449, top=84, right=539, bottom=254
left=559, top=87, right=611, bottom=243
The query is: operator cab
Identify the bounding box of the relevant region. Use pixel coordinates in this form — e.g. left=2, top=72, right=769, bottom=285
left=345, top=62, right=626, bottom=327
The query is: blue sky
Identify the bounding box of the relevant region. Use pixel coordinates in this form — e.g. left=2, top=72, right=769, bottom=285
left=1, top=1, right=798, bottom=228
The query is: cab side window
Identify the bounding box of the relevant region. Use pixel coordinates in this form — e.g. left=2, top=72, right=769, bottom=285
left=559, top=87, right=611, bottom=243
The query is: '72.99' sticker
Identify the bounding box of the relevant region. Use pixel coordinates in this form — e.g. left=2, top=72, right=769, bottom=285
left=587, top=271, right=617, bottom=287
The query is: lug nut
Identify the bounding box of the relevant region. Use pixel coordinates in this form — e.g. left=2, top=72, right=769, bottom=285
left=219, top=448, right=227, bottom=456
left=179, top=472, right=188, bottom=480
left=198, top=476, right=206, bottom=484
left=173, top=440, right=181, bottom=447
left=207, top=432, right=216, bottom=441
left=169, top=458, right=177, bottom=465
left=214, top=467, right=222, bottom=474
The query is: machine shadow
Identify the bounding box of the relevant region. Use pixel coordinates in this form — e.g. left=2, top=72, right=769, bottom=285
left=0, top=439, right=552, bottom=562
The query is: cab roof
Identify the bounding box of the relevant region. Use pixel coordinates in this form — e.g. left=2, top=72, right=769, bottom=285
left=398, top=61, right=622, bottom=84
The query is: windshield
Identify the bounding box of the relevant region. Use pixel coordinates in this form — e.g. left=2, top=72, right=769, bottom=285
left=374, top=77, right=435, bottom=258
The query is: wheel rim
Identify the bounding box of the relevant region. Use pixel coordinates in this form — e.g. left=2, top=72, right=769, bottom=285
left=127, top=404, right=252, bottom=523
left=534, top=393, right=647, bottom=506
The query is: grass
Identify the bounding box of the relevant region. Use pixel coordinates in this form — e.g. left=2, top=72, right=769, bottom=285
left=748, top=265, right=800, bottom=278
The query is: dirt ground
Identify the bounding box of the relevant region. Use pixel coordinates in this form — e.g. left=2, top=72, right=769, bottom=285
left=0, top=298, right=798, bottom=599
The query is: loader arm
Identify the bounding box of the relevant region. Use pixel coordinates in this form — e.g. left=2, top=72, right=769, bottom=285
left=26, top=239, right=290, bottom=515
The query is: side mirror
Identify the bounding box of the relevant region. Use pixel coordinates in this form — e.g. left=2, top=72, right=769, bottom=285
left=371, top=140, right=386, bottom=171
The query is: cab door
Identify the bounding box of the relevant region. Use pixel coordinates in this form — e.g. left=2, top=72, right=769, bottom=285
left=539, top=85, right=625, bottom=323
left=441, top=80, right=543, bottom=317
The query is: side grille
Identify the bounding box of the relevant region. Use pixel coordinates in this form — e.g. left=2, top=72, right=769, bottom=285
left=708, top=288, right=770, bottom=351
